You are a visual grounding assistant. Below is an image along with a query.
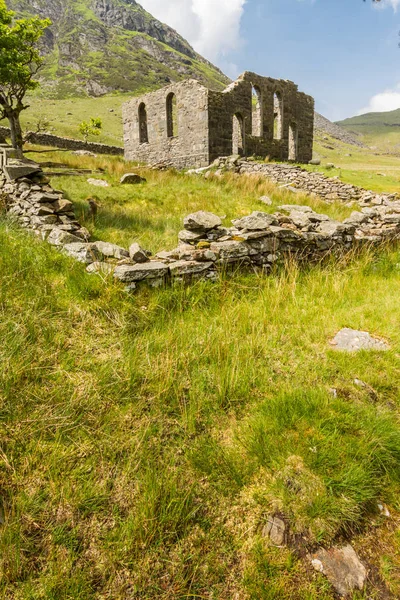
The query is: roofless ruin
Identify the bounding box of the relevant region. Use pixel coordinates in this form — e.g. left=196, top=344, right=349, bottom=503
left=123, top=72, right=315, bottom=168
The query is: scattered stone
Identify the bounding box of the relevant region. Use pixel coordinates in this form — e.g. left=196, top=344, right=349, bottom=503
left=310, top=545, right=367, bottom=597
left=129, top=242, right=150, bottom=263
left=259, top=195, right=272, bottom=205
left=120, top=173, right=146, bottom=185
left=87, top=178, right=109, bottom=187
left=262, top=516, right=286, bottom=546
left=309, top=158, right=321, bottom=166
left=331, top=328, right=390, bottom=352
left=325, top=163, right=335, bottom=169
left=184, top=211, right=222, bottom=232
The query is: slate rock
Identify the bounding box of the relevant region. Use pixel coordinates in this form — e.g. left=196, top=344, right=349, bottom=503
left=233, top=211, right=278, bottom=231
left=178, top=229, right=205, bottom=244
left=129, top=242, right=150, bottom=263
left=120, top=173, right=146, bottom=185
left=331, top=328, right=389, bottom=352
left=114, top=261, right=168, bottom=282
left=86, top=261, right=114, bottom=275
left=47, top=228, right=83, bottom=246
left=63, top=243, right=102, bottom=264
left=92, top=240, right=129, bottom=260
left=52, top=198, right=74, bottom=213
left=262, top=516, right=286, bottom=546
left=310, top=545, right=367, bottom=597
left=169, top=260, right=214, bottom=276
left=184, top=211, right=222, bottom=232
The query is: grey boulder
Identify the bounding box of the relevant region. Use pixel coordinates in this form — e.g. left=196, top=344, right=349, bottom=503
left=184, top=211, right=222, bottom=232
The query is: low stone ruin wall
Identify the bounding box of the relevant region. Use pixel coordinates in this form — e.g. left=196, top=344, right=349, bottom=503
left=3, top=149, right=400, bottom=292
left=209, top=156, right=396, bottom=205
left=0, top=126, right=123, bottom=156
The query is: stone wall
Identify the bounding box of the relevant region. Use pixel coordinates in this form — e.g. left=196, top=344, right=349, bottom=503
left=3, top=147, right=400, bottom=293
left=208, top=73, right=314, bottom=164
left=123, top=79, right=210, bottom=169
left=123, top=72, right=315, bottom=169
left=209, top=156, right=396, bottom=205
left=0, top=126, right=123, bottom=155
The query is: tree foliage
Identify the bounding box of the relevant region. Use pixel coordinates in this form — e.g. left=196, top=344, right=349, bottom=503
left=79, top=117, right=103, bottom=143
left=0, top=1, right=50, bottom=153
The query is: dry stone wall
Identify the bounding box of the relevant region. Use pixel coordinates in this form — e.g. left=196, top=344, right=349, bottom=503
left=0, top=126, right=123, bottom=156
left=210, top=156, right=396, bottom=205
left=3, top=148, right=400, bottom=293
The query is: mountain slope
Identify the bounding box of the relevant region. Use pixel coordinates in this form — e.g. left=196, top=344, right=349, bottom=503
left=337, top=108, right=400, bottom=153
left=7, top=0, right=229, bottom=97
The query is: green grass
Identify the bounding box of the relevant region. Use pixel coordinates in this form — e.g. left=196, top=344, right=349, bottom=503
left=24, top=148, right=355, bottom=252
left=2, top=198, right=400, bottom=597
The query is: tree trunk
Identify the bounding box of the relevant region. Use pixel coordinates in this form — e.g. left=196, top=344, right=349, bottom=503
left=7, top=111, right=24, bottom=157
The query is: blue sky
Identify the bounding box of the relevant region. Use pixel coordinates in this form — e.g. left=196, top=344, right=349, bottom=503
left=140, top=0, right=400, bottom=121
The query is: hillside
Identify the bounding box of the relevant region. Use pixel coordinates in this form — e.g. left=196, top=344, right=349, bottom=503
left=7, top=0, right=229, bottom=97
left=337, top=108, right=400, bottom=153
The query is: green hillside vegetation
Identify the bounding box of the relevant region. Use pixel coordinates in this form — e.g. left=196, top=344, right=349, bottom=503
left=337, top=109, right=400, bottom=154
left=6, top=0, right=229, bottom=97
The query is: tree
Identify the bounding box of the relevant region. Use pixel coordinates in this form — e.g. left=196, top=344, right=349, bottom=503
left=79, top=117, right=103, bottom=143
left=0, top=2, right=50, bottom=156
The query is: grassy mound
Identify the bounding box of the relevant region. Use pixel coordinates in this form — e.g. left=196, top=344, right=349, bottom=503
left=1, top=214, right=400, bottom=598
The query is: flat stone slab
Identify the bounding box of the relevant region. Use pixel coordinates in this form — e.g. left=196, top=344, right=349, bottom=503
left=331, top=328, right=389, bottom=352
left=262, top=516, right=286, bottom=546
left=114, top=261, right=169, bottom=282
left=310, top=545, right=367, bottom=597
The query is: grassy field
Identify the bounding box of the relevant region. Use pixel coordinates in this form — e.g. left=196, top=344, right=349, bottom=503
left=1, top=214, right=400, bottom=599
left=24, top=148, right=355, bottom=252
left=2, top=144, right=400, bottom=597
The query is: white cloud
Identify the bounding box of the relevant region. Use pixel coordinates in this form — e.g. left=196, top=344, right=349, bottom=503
left=358, top=83, right=400, bottom=114
left=138, top=0, right=246, bottom=61
left=373, top=0, right=400, bottom=11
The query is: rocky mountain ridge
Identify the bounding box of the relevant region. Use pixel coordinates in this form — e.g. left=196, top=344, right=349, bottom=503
left=8, top=0, right=229, bottom=97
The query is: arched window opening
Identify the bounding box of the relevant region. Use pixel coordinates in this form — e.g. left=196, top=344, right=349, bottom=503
left=166, top=93, right=178, bottom=138
left=289, top=122, right=298, bottom=161
left=138, top=103, right=148, bottom=144
left=273, top=92, right=283, bottom=140
left=251, top=85, right=262, bottom=137
left=232, top=112, right=245, bottom=156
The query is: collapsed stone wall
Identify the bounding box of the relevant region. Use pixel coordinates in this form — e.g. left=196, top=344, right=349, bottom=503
left=3, top=147, right=400, bottom=293
left=210, top=156, right=396, bottom=205
left=0, top=126, right=123, bottom=156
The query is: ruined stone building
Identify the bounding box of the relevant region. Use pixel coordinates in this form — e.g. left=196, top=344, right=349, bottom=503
left=123, top=72, right=315, bottom=168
